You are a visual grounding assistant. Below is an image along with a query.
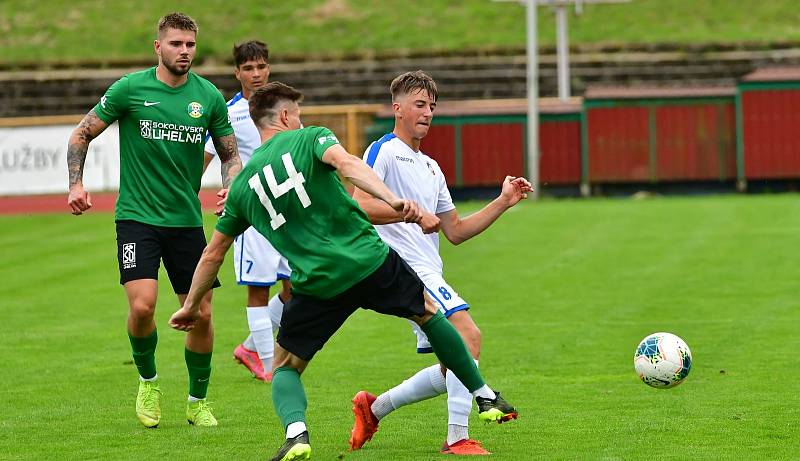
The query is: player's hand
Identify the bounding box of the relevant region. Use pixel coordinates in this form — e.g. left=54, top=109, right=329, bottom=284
left=391, top=199, right=422, bottom=224
left=418, top=211, right=440, bottom=234
left=169, top=306, right=199, bottom=331
left=67, top=184, right=93, bottom=215
left=499, top=176, right=533, bottom=207
left=214, top=188, right=228, bottom=216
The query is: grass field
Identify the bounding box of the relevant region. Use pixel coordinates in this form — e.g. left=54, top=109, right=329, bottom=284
left=2, top=0, right=800, bottom=65
left=2, top=194, right=799, bottom=460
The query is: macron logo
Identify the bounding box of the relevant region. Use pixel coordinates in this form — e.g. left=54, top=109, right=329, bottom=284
left=144, top=101, right=161, bottom=107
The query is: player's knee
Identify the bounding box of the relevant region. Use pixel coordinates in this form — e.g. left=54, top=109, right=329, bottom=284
left=195, top=308, right=213, bottom=326
left=409, top=311, right=433, bottom=326
left=273, top=351, right=307, bottom=374
left=129, top=301, right=156, bottom=319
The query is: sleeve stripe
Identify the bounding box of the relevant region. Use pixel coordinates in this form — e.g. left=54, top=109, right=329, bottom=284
left=365, top=133, right=396, bottom=168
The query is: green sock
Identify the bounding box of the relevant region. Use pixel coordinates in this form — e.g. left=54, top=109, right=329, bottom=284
left=128, top=329, right=157, bottom=379
left=421, top=311, right=485, bottom=392
left=272, top=366, right=307, bottom=429
left=185, top=348, right=212, bottom=399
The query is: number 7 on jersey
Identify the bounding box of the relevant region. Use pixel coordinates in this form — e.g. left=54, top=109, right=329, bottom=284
left=248, top=152, right=311, bottom=230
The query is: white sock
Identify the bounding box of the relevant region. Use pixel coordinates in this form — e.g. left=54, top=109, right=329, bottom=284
left=445, top=359, right=477, bottom=444
left=267, top=294, right=285, bottom=332
left=139, top=374, right=158, bottom=382
left=286, top=421, right=307, bottom=438
left=243, top=334, right=256, bottom=351
left=447, top=424, right=469, bottom=446
left=471, top=385, right=496, bottom=400
left=187, top=395, right=202, bottom=403
left=445, top=369, right=474, bottom=430
left=372, top=364, right=447, bottom=420
left=246, top=306, right=274, bottom=370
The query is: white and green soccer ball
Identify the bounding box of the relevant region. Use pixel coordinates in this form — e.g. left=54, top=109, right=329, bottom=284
left=634, top=332, right=692, bottom=388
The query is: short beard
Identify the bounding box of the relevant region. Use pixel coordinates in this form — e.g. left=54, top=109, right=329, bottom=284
left=163, top=58, right=192, bottom=76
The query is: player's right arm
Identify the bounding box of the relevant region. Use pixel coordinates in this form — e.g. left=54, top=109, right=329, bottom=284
left=169, top=230, right=234, bottom=331
left=321, top=144, right=422, bottom=224
left=353, top=187, right=440, bottom=233
left=67, top=109, right=109, bottom=215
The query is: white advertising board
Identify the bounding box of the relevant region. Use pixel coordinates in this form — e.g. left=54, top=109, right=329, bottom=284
left=0, top=123, right=223, bottom=195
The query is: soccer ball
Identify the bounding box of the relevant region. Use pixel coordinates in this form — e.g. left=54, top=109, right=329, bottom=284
left=634, top=332, right=692, bottom=388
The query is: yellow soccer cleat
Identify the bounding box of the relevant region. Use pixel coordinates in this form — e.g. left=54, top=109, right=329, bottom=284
left=187, top=399, right=218, bottom=427
left=136, top=380, right=162, bottom=428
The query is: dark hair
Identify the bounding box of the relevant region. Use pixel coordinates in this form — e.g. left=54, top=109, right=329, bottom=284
left=390, top=70, right=438, bottom=102
left=249, top=82, right=304, bottom=127
left=233, top=40, right=269, bottom=67
left=157, top=12, right=198, bottom=37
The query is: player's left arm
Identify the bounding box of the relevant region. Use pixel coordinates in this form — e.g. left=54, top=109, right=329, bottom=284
left=169, top=230, right=234, bottom=331
left=438, top=175, right=532, bottom=245
left=209, top=134, right=241, bottom=214
left=211, top=134, right=242, bottom=188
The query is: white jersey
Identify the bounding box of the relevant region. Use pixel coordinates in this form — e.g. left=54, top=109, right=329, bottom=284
left=206, top=92, right=290, bottom=285
left=204, top=92, right=261, bottom=164
left=364, top=133, right=455, bottom=278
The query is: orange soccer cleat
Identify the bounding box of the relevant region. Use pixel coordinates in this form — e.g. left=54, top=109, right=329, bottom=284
left=233, top=344, right=271, bottom=382
left=348, top=391, right=379, bottom=450
left=441, top=439, right=492, bottom=456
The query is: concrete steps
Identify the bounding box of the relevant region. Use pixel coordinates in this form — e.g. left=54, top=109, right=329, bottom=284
left=3, top=42, right=800, bottom=117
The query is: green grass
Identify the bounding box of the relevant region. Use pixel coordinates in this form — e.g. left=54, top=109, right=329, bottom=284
left=2, top=194, right=800, bottom=459
left=2, top=0, right=800, bottom=65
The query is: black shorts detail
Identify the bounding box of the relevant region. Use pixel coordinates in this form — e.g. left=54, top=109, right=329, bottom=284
left=277, top=248, right=425, bottom=361
left=116, top=220, right=220, bottom=294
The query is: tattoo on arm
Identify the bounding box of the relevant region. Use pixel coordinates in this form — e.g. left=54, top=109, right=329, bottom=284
left=67, top=110, right=104, bottom=187
left=213, top=134, right=242, bottom=187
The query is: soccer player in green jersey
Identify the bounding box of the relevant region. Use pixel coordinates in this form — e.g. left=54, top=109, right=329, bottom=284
left=202, top=40, right=292, bottom=383
left=168, top=82, right=518, bottom=461
left=66, top=13, right=242, bottom=428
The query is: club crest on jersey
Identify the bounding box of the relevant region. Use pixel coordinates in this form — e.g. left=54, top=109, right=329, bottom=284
left=187, top=102, right=204, bottom=118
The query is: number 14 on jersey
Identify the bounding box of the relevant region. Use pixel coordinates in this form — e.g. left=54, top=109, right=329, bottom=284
left=248, top=152, right=311, bottom=230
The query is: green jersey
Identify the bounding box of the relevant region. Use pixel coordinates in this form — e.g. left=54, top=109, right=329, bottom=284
left=216, top=126, right=389, bottom=298
left=94, top=67, right=233, bottom=227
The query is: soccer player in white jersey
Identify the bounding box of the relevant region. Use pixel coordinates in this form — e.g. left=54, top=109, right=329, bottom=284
left=204, top=41, right=290, bottom=382
left=349, top=70, right=531, bottom=456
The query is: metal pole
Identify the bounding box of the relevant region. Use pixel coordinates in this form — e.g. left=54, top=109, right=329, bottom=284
left=555, top=5, right=570, bottom=100
left=526, top=0, right=540, bottom=199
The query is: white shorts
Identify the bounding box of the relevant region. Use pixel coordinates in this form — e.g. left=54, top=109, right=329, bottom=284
left=408, top=272, right=468, bottom=353
left=232, top=227, right=291, bottom=286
